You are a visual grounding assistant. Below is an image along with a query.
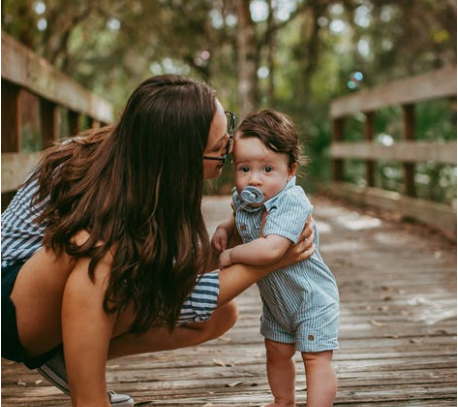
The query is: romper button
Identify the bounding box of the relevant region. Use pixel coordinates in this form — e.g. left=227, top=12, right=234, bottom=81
left=308, top=334, right=314, bottom=341
left=240, top=224, right=247, bottom=231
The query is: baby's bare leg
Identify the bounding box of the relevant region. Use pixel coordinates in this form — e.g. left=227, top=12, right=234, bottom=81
left=263, top=339, right=296, bottom=407
left=301, top=351, right=336, bottom=407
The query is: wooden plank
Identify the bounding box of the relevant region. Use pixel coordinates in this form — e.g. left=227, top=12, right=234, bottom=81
left=1, top=31, right=113, bottom=124
left=1, top=152, right=42, bottom=193
left=329, top=141, right=457, bottom=165
left=330, top=66, right=457, bottom=118
left=327, top=181, right=457, bottom=237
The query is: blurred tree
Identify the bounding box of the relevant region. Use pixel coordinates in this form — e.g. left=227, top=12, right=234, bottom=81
left=2, top=0, right=455, bottom=110
left=236, top=0, right=258, bottom=117
left=2, top=0, right=456, bottom=198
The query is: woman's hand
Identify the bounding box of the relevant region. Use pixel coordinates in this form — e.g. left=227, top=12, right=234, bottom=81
left=273, top=215, right=315, bottom=269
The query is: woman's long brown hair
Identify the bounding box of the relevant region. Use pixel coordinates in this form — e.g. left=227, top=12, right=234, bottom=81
left=29, top=75, right=216, bottom=333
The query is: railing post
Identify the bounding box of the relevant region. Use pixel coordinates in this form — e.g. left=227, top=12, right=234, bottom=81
left=68, top=110, right=80, bottom=136
left=39, top=98, right=58, bottom=148
left=1, top=80, right=22, bottom=210
left=364, top=111, right=375, bottom=187
left=402, top=104, right=416, bottom=197
left=1, top=80, right=21, bottom=153
left=332, top=117, right=344, bottom=182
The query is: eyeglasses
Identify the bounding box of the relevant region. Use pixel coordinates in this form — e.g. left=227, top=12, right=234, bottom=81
left=203, top=111, right=236, bottom=164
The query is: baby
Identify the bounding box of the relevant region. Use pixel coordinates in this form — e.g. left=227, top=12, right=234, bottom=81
left=212, top=109, right=339, bottom=407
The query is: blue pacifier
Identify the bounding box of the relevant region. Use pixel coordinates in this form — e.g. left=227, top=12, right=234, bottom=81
left=240, top=186, right=264, bottom=205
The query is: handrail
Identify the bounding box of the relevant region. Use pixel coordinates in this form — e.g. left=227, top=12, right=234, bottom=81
left=331, top=66, right=457, bottom=119
left=328, top=66, right=457, bottom=238
left=1, top=31, right=114, bottom=204
left=1, top=31, right=113, bottom=123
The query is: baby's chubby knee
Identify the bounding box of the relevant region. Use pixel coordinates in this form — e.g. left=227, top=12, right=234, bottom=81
left=265, top=339, right=296, bottom=360
left=301, top=350, right=334, bottom=365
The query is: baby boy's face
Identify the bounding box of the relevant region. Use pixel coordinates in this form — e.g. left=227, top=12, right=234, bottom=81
left=232, top=135, right=296, bottom=204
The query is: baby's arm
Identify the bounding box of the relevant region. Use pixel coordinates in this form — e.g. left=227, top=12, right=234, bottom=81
left=211, top=216, right=236, bottom=253
left=219, top=234, right=292, bottom=269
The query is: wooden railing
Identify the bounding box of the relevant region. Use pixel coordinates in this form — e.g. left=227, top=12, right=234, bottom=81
left=1, top=31, right=114, bottom=207
left=329, top=66, right=457, bottom=237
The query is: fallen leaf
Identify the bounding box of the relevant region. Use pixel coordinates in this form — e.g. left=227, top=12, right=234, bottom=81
left=226, top=381, right=243, bottom=387
left=213, top=358, right=226, bottom=367
left=370, top=319, right=386, bottom=327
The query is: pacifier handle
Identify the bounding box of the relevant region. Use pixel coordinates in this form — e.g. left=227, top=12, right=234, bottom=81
left=240, top=186, right=264, bottom=204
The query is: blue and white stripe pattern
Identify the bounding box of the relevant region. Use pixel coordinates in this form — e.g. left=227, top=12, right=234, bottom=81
left=177, top=270, right=220, bottom=325
left=2, top=180, right=220, bottom=325
left=233, top=177, right=339, bottom=352
left=1, top=178, right=46, bottom=269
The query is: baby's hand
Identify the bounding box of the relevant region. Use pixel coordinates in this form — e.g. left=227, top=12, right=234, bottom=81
left=219, top=249, right=233, bottom=269
left=212, top=226, right=229, bottom=253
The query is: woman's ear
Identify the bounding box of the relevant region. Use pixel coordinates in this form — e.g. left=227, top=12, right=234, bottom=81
left=288, top=163, right=298, bottom=178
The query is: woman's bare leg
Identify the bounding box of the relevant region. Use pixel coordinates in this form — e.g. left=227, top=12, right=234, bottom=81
left=108, top=301, right=238, bottom=359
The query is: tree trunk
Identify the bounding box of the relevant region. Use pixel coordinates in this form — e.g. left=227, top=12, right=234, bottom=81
left=266, top=0, right=276, bottom=106
left=236, top=0, right=258, bottom=117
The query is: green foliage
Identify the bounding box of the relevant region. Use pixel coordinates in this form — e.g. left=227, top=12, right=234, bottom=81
left=2, top=0, right=456, bottom=203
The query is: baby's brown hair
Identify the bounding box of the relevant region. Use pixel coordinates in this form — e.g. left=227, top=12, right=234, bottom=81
left=235, top=108, right=306, bottom=168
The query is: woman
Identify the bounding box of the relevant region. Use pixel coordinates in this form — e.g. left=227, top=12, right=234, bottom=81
left=1, top=75, right=315, bottom=407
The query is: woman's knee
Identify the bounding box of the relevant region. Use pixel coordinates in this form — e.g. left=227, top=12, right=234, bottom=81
left=207, top=300, right=238, bottom=338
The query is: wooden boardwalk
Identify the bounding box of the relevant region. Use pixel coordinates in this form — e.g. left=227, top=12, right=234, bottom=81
left=2, top=195, right=456, bottom=406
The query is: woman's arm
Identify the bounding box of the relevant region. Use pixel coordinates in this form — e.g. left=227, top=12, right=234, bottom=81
left=217, top=218, right=315, bottom=306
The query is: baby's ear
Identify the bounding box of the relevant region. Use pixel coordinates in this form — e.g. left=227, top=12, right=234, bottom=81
left=288, top=163, right=298, bottom=178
